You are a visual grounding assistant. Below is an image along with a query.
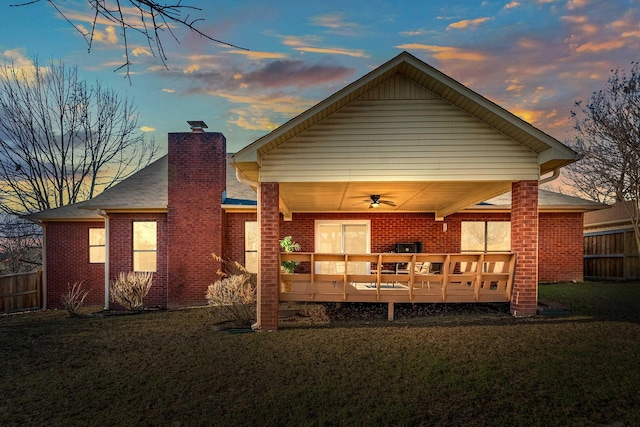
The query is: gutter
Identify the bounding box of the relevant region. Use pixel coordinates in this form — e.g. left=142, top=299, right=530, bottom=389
left=232, top=160, right=259, bottom=189
left=539, top=168, right=561, bottom=185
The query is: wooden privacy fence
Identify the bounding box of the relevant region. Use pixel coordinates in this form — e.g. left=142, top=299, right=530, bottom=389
left=0, top=269, right=42, bottom=313
left=584, top=230, right=640, bottom=280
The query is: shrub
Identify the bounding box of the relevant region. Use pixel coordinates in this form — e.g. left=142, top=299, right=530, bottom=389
left=109, top=271, right=153, bottom=311
left=60, top=281, right=90, bottom=317
left=206, top=274, right=256, bottom=327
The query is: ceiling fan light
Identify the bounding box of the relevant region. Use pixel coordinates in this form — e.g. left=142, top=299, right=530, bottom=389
left=370, top=201, right=380, bottom=208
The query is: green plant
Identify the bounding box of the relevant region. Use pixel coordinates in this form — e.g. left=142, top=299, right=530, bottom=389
left=109, top=271, right=153, bottom=311
left=60, top=281, right=90, bottom=317
left=280, top=235, right=301, bottom=273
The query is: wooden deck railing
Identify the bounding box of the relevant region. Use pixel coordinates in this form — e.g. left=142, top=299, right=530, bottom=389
left=279, top=253, right=516, bottom=304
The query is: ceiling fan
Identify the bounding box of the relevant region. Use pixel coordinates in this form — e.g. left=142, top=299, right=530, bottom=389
left=365, top=194, right=396, bottom=208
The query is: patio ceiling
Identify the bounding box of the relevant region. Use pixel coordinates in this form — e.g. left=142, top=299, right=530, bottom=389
left=278, top=180, right=512, bottom=220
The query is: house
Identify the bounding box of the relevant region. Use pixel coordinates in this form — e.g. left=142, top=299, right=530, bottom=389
left=28, top=52, right=603, bottom=329
left=584, top=201, right=640, bottom=280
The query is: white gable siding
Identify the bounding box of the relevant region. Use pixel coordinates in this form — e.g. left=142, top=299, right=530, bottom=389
left=259, top=75, right=539, bottom=182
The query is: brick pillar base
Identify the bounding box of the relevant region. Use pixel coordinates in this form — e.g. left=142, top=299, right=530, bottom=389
left=257, top=182, right=280, bottom=330
left=510, top=180, right=539, bottom=316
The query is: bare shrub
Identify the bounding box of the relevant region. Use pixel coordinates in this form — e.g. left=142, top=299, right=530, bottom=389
left=207, top=253, right=256, bottom=327
left=109, top=271, right=153, bottom=311
left=211, top=253, right=255, bottom=280
left=61, top=281, right=90, bottom=317
left=206, top=274, right=256, bottom=327
left=297, top=303, right=330, bottom=324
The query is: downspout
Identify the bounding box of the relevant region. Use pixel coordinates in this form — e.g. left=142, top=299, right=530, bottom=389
left=538, top=168, right=560, bottom=185
left=233, top=161, right=261, bottom=330
left=37, top=220, right=47, bottom=309
left=97, top=210, right=110, bottom=310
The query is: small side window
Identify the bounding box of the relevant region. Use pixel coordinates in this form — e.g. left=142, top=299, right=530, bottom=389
left=244, top=221, right=258, bottom=273
left=89, top=228, right=105, bottom=264
left=133, top=222, right=157, bottom=272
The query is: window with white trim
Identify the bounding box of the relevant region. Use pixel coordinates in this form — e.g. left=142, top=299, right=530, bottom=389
left=461, top=221, right=511, bottom=252
left=133, top=221, right=157, bottom=272
left=244, top=221, right=258, bottom=274
left=89, top=228, right=105, bottom=263
left=315, top=220, right=370, bottom=274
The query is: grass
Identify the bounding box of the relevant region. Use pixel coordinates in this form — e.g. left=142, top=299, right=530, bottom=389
left=1, top=282, right=640, bottom=426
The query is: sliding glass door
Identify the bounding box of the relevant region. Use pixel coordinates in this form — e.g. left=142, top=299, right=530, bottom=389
left=315, top=220, right=370, bottom=274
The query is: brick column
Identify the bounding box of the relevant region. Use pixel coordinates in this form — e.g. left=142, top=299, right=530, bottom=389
left=257, top=182, right=280, bottom=330
left=510, top=180, right=539, bottom=316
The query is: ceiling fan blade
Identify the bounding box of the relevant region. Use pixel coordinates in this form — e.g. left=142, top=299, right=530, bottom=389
left=380, top=200, right=396, bottom=206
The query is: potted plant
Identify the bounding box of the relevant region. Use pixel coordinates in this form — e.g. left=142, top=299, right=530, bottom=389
left=280, top=236, right=301, bottom=273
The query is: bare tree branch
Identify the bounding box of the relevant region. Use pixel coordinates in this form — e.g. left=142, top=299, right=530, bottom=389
left=0, top=58, right=158, bottom=215
left=10, top=1, right=249, bottom=80
left=564, top=61, right=640, bottom=255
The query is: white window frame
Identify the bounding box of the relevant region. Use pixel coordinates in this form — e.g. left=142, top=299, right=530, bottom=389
left=244, top=221, right=258, bottom=274
left=89, top=228, right=106, bottom=264
left=133, top=221, right=157, bottom=272
left=461, top=221, right=511, bottom=253
left=314, top=220, right=371, bottom=274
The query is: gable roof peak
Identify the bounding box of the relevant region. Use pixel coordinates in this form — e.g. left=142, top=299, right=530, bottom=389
left=234, top=51, right=578, bottom=173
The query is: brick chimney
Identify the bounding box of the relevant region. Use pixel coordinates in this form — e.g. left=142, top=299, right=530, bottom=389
left=167, top=121, right=226, bottom=307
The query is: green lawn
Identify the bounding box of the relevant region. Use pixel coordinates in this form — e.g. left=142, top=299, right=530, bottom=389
left=1, top=282, right=639, bottom=426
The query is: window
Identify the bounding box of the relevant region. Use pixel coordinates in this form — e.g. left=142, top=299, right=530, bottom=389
left=133, top=222, right=157, bottom=272
left=315, top=220, right=370, bottom=274
left=89, top=228, right=105, bottom=263
left=461, top=221, right=511, bottom=252
left=244, top=221, right=258, bottom=274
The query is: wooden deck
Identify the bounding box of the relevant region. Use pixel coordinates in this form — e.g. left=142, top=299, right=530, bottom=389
left=279, top=253, right=516, bottom=303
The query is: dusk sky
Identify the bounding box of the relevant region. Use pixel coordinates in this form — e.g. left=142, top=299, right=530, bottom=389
left=2, top=0, right=639, bottom=153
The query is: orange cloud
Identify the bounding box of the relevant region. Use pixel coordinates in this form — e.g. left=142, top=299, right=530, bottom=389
left=228, top=50, right=288, bottom=60
left=132, top=47, right=152, bottom=57
left=567, top=0, right=589, bottom=10
left=77, top=24, right=118, bottom=45
left=183, top=64, right=201, bottom=74
left=447, top=17, right=491, bottom=29
left=504, top=2, right=520, bottom=9
left=140, top=126, right=156, bottom=132
left=396, top=44, right=486, bottom=61
left=292, top=47, right=369, bottom=58
left=229, top=114, right=280, bottom=132
left=576, top=39, right=626, bottom=52
left=311, top=13, right=358, bottom=30
left=561, top=15, right=587, bottom=24
left=510, top=108, right=545, bottom=124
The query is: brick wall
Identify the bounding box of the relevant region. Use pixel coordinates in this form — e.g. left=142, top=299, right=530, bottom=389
left=279, top=212, right=511, bottom=255
left=167, top=132, right=225, bottom=307
left=539, top=212, right=584, bottom=282
left=108, top=213, right=168, bottom=308
left=510, top=180, right=539, bottom=316
left=44, top=221, right=105, bottom=309
left=223, top=212, right=257, bottom=265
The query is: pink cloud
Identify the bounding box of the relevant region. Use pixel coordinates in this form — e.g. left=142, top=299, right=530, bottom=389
left=240, top=60, right=355, bottom=89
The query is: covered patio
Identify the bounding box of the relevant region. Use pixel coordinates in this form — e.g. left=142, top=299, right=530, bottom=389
left=232, top=52, right=579, bottom=329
